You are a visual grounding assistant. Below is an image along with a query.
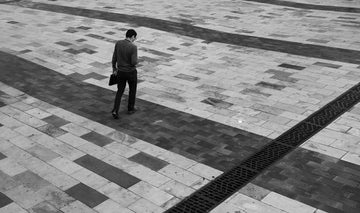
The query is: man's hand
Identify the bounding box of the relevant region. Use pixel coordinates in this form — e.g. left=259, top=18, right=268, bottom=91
left=113, top=69, right=118, bottom=75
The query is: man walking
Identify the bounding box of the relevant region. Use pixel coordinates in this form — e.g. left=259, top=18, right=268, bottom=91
left=111, top=29, right=138, bottom=119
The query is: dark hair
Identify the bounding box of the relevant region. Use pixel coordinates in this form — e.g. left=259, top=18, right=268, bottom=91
left=126, top=29, right=137, bottom=38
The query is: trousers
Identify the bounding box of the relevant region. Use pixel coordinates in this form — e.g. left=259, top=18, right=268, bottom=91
left=112, top=70, right=137, bottom=113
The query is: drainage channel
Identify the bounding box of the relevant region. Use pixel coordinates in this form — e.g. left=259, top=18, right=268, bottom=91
left=165, top=82, right=360, bottom=213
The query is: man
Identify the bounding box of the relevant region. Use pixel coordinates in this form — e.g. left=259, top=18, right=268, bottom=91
left=111, top=29, right=138, bottom=119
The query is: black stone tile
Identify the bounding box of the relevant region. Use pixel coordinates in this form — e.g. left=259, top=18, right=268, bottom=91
left=80, top=48, right=97, bottom=54
left=76, top=39, right=87, bottom=42
left=0, top=192, right=12, bottom=208
left=77, top=26, right=91, bottom=30
left=80, top=132, right=113, bottom=147
left=55, top=41, right=72, bottom=46
left=167, top=47, right=180, bottom=51
left=175, top=73, right=199, bottom=82
left=256, top=81, right=285, bottom=90
left=278, top=63, right=306, bottom=70
left=74, top=155, right=140, bottom=188
left=128, top=152, right=169, bottom=171
left=64, top=48, right=81, bottom=55
left=65, top=183, right=108, bottom=208
left=201, top=97, right=233, bottom=108
left=7, top=21, right=19, bottom=24
left=0, top=152, right=6, bottom=160
left=313, top=62, right=342, bottom=69
left=0, top=101, right=6, bottom=108
left=42, top=115, right=70, bottom=127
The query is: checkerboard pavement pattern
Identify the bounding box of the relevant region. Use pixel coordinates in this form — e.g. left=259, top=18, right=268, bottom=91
left=1, top=0, right=360, bottom=212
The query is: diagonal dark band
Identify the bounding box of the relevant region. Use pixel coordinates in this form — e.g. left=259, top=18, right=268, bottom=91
left=244, top=0, right=360, bottom=13
left=7, top=1, right=360, bottom=65
left=165, top=83, right=360, bottom=212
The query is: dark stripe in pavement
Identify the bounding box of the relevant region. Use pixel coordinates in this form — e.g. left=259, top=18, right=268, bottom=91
left=65, top=183, right=108, bottom=208
left=74, top=154, right=141, bottom=188
left=0, top=50, right=271, bottom=172
left=252, top=148, right=360, bottom=213
left=166, top=84, right=360, bottom=212
left=244, top=0, right=360, bottom=13
left=9, top=1, right=360, bottom=65
left=80, top=132, right=114, bottom=147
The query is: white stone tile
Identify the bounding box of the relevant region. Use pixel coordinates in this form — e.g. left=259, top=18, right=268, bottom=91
left=0, top=126, right=20, bottom=140
left=156, top=151, right=197, bottom=169
left=129, top=181, right=173, bottom=206
left=60, top=123, right=91, bottom=136
left=8, top=135, right=37, bottom=149
left=187, top=163, right=222, bottom=180
left=341, top=152, right=360, bottom=166
left=128, top=198, right=165, bottom=213
left=126, top=165, right=171, bottom=187
left=0, top=158, right=27, bottom=176
left=159, top=164, right=202, bottom=186
left=71, top=168, right=110, bottom=190
left=104, top=142, right=140, bottom=158
left=57, top=133, right=89, bottom=147
left=108, top=188, right=140, bottom=208
left=78, top=120, right=114, bottom=135
left=97, top=182, right=122, bottom=196
left=94, top=199, right=135, bottom=213
left=0, top=116, right=24, bottom=130
left=61, top=201, right=98, bottom=213
left=301, top=140, right=347, bottom=159
left=0, top=202, right=28, bottom=213
left=159, top=180, right=195, bottom=199
left=77, top=143, right=113, bottom=160
left=48, top=157, right=83, bottom=175
left=25, top=108, right=52, bottom=119
left=262, top=192, right=316, bottom=213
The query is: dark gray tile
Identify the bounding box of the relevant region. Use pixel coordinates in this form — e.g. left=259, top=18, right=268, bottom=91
left=37, top=124, right=67, bottom=137
left=80, top=132, right=113, bottom=147
left=42, top=115, right=70, bottom=127
left=278, top=63, right=306, bottom=70
left=0, top=192, right=12, bottom=208
left=74, top=155, right=140, bottom=188
left=256, top=81, right=286, bottom=90
left=313, top=62, right=342, bottom=68
left=65, top=183, right=108, bottom=208
left=0, top=152, right=6, bottom=160
left=175, top=74, right=199, bottom=82
left=129, top=152, right=169, bottom=171
left=201, top=98, right=233, bottom=108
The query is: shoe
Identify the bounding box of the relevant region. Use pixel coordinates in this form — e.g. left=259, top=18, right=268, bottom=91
left=127, top=108, right=137, bottom=115
left=111, top=111, right=119, bottom=119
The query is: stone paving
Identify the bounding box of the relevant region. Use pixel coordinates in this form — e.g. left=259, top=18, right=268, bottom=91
left=0, top=0, right=360, bottom=212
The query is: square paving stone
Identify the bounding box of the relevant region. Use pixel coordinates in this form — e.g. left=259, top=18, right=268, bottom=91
left=128, top=152, right=169, bottom=171
left=0, top=192, right=13, bottom=208
left=65, top=183, right=108, bottom=208
left=80, top=132, right=113, bottom=147
left=42, top=115, right=70, bottom=127
left=74, top=155, right=140, bottom=188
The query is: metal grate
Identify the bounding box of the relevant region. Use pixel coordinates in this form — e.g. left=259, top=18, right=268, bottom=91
left=241, top=143, right=293, bottom=171
left=166, top=84, right=360, bottom=213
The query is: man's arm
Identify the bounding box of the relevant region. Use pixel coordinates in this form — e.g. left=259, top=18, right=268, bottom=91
left=112, top=44, right=117, bottom=72
left=131, top=46, right=138, bottom=67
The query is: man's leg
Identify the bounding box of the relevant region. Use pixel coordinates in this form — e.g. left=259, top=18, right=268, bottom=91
left=113, top=79, right=126, bottom=114
left=127, top=72, right=137, bottom=112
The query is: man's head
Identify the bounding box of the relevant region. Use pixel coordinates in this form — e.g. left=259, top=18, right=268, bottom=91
left=126, top=29, right=137, bottom=42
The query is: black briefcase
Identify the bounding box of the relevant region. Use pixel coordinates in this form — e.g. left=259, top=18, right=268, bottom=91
left=108, top=74, right=117, bottom=86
